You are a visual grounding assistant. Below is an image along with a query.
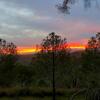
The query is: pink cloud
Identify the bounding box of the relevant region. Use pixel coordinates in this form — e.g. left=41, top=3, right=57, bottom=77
left=55, top=19, right=100, bottom=34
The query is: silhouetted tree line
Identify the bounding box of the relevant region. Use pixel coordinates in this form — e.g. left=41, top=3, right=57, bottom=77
left=0, top=32, right=100, bottom=99
left=32, top=32, right=100, bottom=89
left=0, top=39, right=17, bottom=86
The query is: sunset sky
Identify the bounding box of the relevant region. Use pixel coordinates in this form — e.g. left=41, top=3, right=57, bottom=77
left=0, top=0, right=100, bottom=53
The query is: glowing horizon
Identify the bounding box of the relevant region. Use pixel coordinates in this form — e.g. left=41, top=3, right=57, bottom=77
left=17, top=43, right=86, bottom=55
left=17, top=46, right=41, bottom=55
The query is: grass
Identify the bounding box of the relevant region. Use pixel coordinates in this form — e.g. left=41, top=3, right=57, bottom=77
left=0, top=97, right=69, bottom=100
left=0, top=87, right=86, bottom=100
left=0, top=87, right=68, bottom=97
left=0, top=96, right=86, bottom=100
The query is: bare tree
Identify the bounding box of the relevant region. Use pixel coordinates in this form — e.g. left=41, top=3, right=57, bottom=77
left=57, top=0, right=99, bottom=13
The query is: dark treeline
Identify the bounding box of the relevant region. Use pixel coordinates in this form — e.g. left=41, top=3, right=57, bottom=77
left=0, top=32, right=100, bottom=99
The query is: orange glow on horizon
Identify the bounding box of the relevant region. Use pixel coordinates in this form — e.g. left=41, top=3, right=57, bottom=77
left=17, top=43, right=86, bottom=55
left=17, top=47, right=41, bottom=55
left=68, top=43, right=86, bottom=49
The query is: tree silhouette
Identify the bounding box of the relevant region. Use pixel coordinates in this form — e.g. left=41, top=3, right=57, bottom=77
left=87, top=32, right=100, bottom=51
left=82, top=32, right=100, bottom=79
left=32, top=32, right=70, bottom=100
left=41, top=32, right=68, bottom=53
left=0, top=38, right=17, bottom=86
left=70, top=33, right=100, bottom=100
left=0, top=38, right=17, bottom=56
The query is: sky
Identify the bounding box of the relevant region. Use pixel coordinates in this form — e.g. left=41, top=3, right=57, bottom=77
left=0, top=0, right=100, bottom=49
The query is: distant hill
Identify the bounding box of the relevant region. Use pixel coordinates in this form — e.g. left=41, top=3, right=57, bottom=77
left=71, top=49, right=84, bottom=57
left=17, top=54, right=33, bottom=65
left=17, top=50, right=84, bottom=65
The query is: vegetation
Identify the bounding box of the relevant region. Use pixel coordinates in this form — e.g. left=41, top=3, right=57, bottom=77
left=0, top=32, right=100, bottom=99
left=0, top=39, right=17, bottom=87
left=57, top=0, right=99, bottom=13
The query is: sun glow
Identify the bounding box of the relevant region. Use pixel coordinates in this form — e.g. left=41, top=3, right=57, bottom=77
left=17, top=43, right=86, bottom=55
left=68, top=43, right=86, bottom=49
left=17, top=47, right=41, bottom=55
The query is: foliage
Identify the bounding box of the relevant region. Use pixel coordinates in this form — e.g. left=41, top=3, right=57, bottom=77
left=13, top=63, right=34, bottom=87
left=57, top=0, right=98, bottom=13
left=0, top=38, right=17, bottom=55
left=41, top=32, right=68, bottom=52
left=81, top=33, right=100, bottom=87
left=70, top=33, right=100, bottom=100
left=32, top=32, right=71, bottom=87
left=0, top=38, right=17, bottom=86
left=0, top=33, right=100, bottom=99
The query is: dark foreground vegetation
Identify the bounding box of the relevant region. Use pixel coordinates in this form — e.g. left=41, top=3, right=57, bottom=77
left=0, top=32, right=100, bottom=100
